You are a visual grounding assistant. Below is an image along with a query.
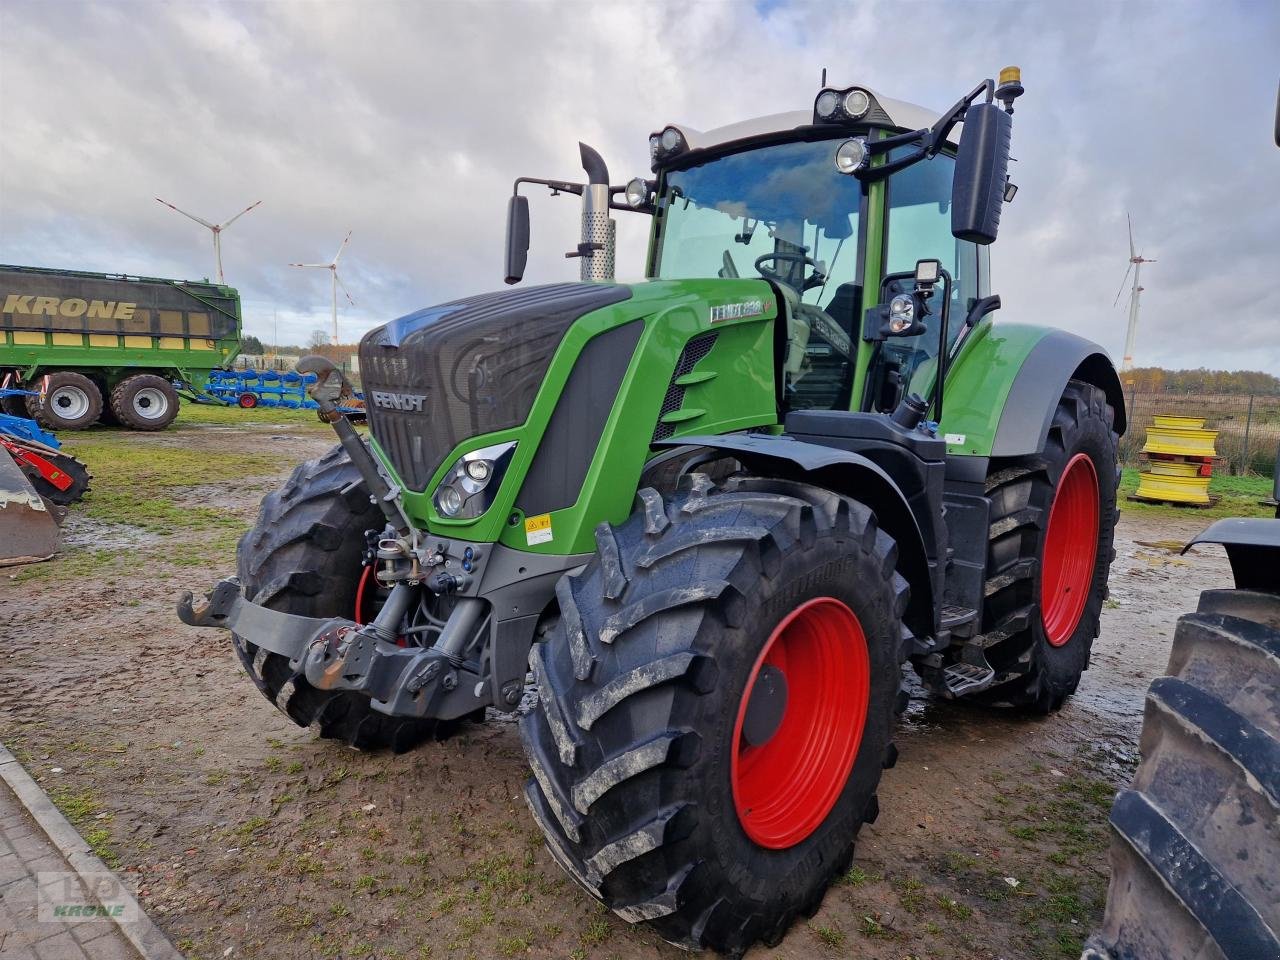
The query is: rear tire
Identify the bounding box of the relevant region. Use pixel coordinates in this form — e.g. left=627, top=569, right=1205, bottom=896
left=521, top=474, right=909, bottom=955
left=25, top=371, right=102, bottom=431
left=235, top=444, right=459, bottom=752
left=1084, top=589, right=1280, bottom=960
left=109, top=374, right=179, bottom=430
left=970, top=379, right=1118, bottom=712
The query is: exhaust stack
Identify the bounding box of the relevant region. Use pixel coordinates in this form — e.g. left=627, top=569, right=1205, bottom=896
left=578, top=143, right=616, bottom=282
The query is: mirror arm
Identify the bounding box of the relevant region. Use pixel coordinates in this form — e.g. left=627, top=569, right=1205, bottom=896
left=859, top=78, right=996, bottom=183
left=513, top=176, right=584, bottom=197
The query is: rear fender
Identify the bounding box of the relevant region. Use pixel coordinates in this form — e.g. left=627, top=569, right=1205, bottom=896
left=942, top=324, right=1126, bottom=458
left=656, top=433, right=936, bottom=641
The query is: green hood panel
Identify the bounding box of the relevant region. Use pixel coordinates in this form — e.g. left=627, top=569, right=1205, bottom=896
left=370, top=278, right=780, bottom=553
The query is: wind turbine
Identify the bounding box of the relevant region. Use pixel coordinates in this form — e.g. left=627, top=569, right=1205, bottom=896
left=1113, top=214, right=1156, bottom=372
left=154, top=198, right=262, bottom=284
left=290, top=231, right=354, bottom=346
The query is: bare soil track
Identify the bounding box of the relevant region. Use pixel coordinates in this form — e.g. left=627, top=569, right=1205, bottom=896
left=0, top=416, right=1231, bottom=960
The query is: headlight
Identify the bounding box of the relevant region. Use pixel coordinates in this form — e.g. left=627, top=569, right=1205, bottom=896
left=815, top=89, right=840, bottom=119
left=888, top=294, right=915, bottom=333
left=833, top=138, right=869, bottom=174
left=433, top=441, right=516, bottom=519
left=660, top=127, right=683, bottom=152
left=843, top=88, right=871, bottom=119
left=624, top=177, right=651, bottom=208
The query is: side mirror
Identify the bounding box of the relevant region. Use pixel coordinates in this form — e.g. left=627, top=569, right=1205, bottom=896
left=952, top=101, right=1011, bottom=244
left=504, top=195, right=530, bottom=285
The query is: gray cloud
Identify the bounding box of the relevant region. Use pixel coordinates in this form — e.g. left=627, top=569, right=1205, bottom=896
left=1, top=0, right=1277, bottom=373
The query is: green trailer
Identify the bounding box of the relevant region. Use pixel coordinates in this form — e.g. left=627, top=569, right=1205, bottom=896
left=0, top=264, right=242, bottom=430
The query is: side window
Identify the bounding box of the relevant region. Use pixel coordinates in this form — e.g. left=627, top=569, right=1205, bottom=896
left=878, top=152, right=979, bottom=401
left=886, top=151, right=977, bottom=337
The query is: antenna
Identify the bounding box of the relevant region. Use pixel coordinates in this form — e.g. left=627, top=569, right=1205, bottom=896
left=155, top=198, right=262, bottom=284
left=1115, top=213, right=1156, bottom=372
left=290, top=231, right=354, bottom=346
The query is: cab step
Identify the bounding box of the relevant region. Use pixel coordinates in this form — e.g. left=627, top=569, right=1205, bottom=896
left=943, top=660, right=996, bottom=697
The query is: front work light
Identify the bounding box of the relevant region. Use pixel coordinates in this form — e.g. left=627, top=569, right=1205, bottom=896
left=433, top=441, right=517, bottom=519
left=834, top=138, right=869, bottom=174
left=625, top=177, right=651, bottom=208
left=888, top=294, right=915, bottom=333
left=815, top=90, right=841, bottom=119
left=843, top=88, right=871, bottom=119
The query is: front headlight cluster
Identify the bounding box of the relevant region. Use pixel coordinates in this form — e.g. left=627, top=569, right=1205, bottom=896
left=649, top=126, right=687, bottom=165
left=814, top=86, right=873, bottom=124
left=432, top=441, right=516, bottom=519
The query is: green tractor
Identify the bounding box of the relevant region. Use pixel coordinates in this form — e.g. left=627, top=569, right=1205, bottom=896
left=181, top=68, right=1127, bottom=954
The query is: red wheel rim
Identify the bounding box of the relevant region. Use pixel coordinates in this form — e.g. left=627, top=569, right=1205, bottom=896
left=731, top=597, right=870, bottom=849
left=1040, top=453, right=1100, bottom=647
left=238, top=393, right=258, bottom=408
left=354, top=565, right=374, bottom=625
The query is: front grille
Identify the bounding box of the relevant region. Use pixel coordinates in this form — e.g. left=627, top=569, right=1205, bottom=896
left=652, top=332, right=717, bottom=442
left=360, top=283, right=631, bottom=491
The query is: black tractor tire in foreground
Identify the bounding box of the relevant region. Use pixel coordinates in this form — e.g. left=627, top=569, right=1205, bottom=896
left=1084, top=589, right=1280, bottom=959
left=109, top=374, right=180, bottom=431
left=972, top=379, right=1119, bottom=712
left=521, top=474, right=909, bottom=956
left=235, top=444, right=453, bottom=752
left=25, top=371, right=103, bottom=431
left=1, top=391, right=27, bottom=418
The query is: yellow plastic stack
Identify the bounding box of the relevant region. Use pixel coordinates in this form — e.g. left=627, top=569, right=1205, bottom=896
left=1134, top=415, right=1217, bottom=505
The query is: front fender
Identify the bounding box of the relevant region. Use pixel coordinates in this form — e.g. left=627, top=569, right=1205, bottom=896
left=942, top=322, right=1126, bottom=458
left=656, top=433, right=937, bottom=643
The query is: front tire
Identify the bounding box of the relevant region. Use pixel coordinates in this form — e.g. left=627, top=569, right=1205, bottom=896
left=972, top=379, right=1119, bottom=712
left=25, top=371, right=102, bottom=431
left=1085, top=589, right=1280, bottom=959
left=235, top=445, right=454, bottom=752
left=521, top=475, right=909, bottom=955
left=109, top=374, right=179, bottom=430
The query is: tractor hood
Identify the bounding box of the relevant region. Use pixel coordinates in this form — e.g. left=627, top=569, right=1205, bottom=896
left=360, top=282, right=632, bottom=491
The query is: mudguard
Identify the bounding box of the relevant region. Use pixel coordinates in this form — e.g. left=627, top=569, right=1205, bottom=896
left=1183, top=518, right=1280, bottom=592
left=655, top=432, right=936, bottom=641
left=942, top=324, right=1126, bottom=458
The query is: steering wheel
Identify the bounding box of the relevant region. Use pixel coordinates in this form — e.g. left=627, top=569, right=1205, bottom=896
left=754, top=251, right=818, bottom=288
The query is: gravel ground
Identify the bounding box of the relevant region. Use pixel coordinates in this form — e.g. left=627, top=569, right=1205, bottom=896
left=0, top=416, right=1234, bottom=960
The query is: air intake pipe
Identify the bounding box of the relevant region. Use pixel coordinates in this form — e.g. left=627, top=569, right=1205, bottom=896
left=578, top=142, right=616, bottom=282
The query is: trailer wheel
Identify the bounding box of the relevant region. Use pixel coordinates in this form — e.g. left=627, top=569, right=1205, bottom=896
left=1084, top=588, right=1280, bottom=960
left=521, top=474, right=909, bottom=954
left=110, top=374, right=179, bottom=431
left=235, top=444, right=462, bottom=752
left=968, top=379, right=1118, bottom=712
left=25, top=371, right=103, bottom=431
left=237, top=392, right=258, bottom=409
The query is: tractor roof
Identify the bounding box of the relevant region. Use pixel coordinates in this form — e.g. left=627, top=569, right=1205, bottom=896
left=662, top=85, right=955, bottom=158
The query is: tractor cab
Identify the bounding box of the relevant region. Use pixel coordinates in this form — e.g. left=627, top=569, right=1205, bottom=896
left=642, top=79, right=1017, bottom=427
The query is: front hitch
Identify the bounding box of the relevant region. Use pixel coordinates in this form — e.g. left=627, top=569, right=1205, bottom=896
left=177, top=579, right=489, bottom=719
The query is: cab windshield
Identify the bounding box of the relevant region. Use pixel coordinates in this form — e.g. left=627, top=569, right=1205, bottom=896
left=652, top=138, right=864, bottom=409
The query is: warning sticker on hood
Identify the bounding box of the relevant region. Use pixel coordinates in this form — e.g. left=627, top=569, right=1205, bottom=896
left=524, top=513, right=553, bottom=545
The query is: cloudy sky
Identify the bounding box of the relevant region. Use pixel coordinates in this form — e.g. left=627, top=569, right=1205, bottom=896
left=2, top=0, right=1278, bottom=372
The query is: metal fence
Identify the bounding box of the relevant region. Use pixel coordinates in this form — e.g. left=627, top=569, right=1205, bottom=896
left=1120, top=390, right=1280, bottom=477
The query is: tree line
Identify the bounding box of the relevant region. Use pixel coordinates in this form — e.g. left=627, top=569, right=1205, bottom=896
left=1124, top=367, right=1280, bottom=396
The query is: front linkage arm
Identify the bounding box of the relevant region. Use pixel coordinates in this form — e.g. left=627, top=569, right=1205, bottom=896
left=177, top=577, right=491, bottom=721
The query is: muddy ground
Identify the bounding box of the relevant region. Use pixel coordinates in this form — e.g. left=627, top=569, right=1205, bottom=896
left=0, top=411, right=1235, bottom=960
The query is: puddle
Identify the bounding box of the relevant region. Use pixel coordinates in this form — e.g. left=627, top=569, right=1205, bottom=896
left=59, top=515, right=161, bottom=551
